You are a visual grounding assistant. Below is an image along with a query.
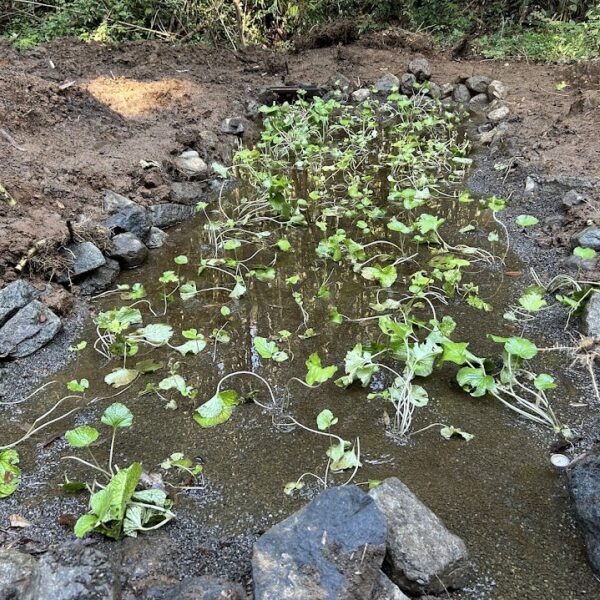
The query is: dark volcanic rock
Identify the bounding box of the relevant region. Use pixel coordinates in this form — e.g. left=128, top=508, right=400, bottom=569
left=0, top=549, right=36, bottom=600
left=452, top=84, right=471, bottom=104
left=146, top=227, right=168, bottom=249
left=0, top=300, right=61, bottom=359
left=407, top=57, right=431, bottom=82
left=78, top=258, right=121, bottom=295
left=170, top=182, right=206, bottom=206
left=164, top=576, right=245, bottom=600
left=220, top=117, right=245, bottom=136
left=24, top=546, right=120, bottom=600
left=582, top=292, right=600, bottom=339
left=149, top=203, right=196, bottom=228
left=375, top=73, right=400, bottom=95
left=400, top=73, right=417, bottom=96
left=252, top=485, right=387, bottom=600
left=109, top=233, right=148, bottom=269
left=466, top=75, right=491, bottom=94
left=568, top=451, right=600, bottom=576
left=106, top=205, right=151, bottom=239
left=372, top=570, right=410, bottom=600
left=57, top=241, right=106, bottom=283
left=572, top=226, right=600, bottom=250
left=103, top=189, right=136, bottom=214
left=562, top=189, right=586, bottom=208
left=369, top=478, right=470, bottom=594
left=0, top=280, right=41, bottom=327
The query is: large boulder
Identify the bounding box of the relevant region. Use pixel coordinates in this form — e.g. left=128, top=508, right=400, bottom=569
left=0, top=549, right=37, bottom=599
left=0, top=300, right=61, bottom=359
left=252, top=485, right=387, bottom=600
left=466, top=75, right=491, bottom=94
left=0, top=280, right=41, bottom=327
left=487, top=79, right=508, bottom=101
left=149, top=203, right=196, bottom=228
left=568, top=451, right=600, bottom=576
left=582, top=292, right=600, bottom=340
left=369, top=478, right=470, bottom=594
left=407, top=57, right=431, bottom=82
left=24, top=546, right=120, bottom=600
left=164, top=576, right=245, bottom=600
left=57, top=241, right=106, bottom=283
left=572, top=226, right=600, bottom=250
left=452, top=84, right=471, bottom=104
left=78, top=258, right=121, bottom=296
left=106, top=205, right=151, bottom=240
left=109, top=233, right=148, bottom=269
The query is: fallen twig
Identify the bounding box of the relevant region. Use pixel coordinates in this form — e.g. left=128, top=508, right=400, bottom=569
left=0, top=129, right=26, bottom=152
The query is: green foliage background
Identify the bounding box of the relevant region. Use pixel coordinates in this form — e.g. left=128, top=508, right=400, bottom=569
left=2, top=0, right=599, bottom=60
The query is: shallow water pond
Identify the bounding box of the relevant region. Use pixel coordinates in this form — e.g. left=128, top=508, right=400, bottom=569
left=1, top=93, right=597, bottom=597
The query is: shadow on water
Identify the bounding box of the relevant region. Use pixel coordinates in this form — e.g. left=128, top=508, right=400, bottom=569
left=0, top=114, right=597, bottom=597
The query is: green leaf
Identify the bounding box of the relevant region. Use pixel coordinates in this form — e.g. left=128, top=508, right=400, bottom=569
left=134, top=324, right=173, bottom=345
left=316, top=409, right=338, bottom=431
left=504, top=337, right=538, bottom=360
left=179, top=281, right=198, bottom=300
left=0, top=449, right=21, bottom=499
left=229, top=281, right=247, bottom=299
left=574, top=246, right=597, bottom=260
left=65, top=425, right=99, bottom=448
left=361, top=264, right=397, bottom=288
left=159, top=375, right=188, bottom=395
left=284, top=481, right=304, bottom=495
left=534, top=373, right=557, bottom=391
left=174, top=255, right=188, bottom=265
left=440, top=426, right=474, bottom=441
left=223, top=239, right=241, bottom=250
left=193, top=390, right=240, bottom=428
left=276, top=238, right=292, bottom=252
left=457, top=367, right=496, bottom=397
left=101, top=403, right=133, bottom=429
left=518, top=287, right=547, bottom=312
left=174, top=339, right=206, bottom=356
left=74, top=514, right=98, bottom=538
left=67, top=379, right=89, bottom=393
left=104, top=368, right=139, bottom=388
left=253, top=336, right=288, bottom=362
left=69, top=341, right=87, bottom=352
left=335, top=343, right=378, bottom=388
left=515, top=214, right=539, bottom=227
left=134, top=359, right=164, bottom=373
left=159, top=270, right=179, bottom=284
left=305, top=353, right=338, bottom=386
left=439, top=340, right=470, bottom=366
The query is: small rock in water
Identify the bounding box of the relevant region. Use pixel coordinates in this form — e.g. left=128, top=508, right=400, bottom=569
left=375, top=73, right=400, bottom=94
left=110, top=233, right=148, bottom=269
left=57, top=241, right=106, bottom=283
left=572, top=226, right=600, bottom=250
left=0, top=279, right=41, bottom=327
left=369, top=477, right=471, bottom=594
left=164, top=576, right=246, bottom=599
left=106, top=205, right=151, bottom=240
left=252, top=485, right=387, bottom=600
left=0, top=300, right=61, bottom=359
left=550, top=454, right=571, bottom=469
left=466, top=75, right=491, bottom=94
left=170, top=181, right=206, bottom=206
left=78, top=258, right=120, bottom=296
left=568, top=450, right=600, bottom=577
left=27, top=546, right=119, bottom=600
left=400, top=73, right=417, bottom=95
left=452, top=84, right=471, bottom=104
left=174, top=150, right=208, bottom=177
left=563, top=189, right=586, bottom=208
left=487, top=79, right=508, bottom=100
left=220, top=117, right=245, bottom=136
left=149, top=203, right=196, bottom=229
left=102, top=189, right=136, bottom=214
left=407, top=57, right=432, bottom=82
left=146, top=227, right=168, bottom=249
left=582, top=292, right=600, bottom=340
left=352, top=88, right=371, bottom=103
left=0, top=549, right=37, bottom=599
left=487, top=104, right=510, bottom=123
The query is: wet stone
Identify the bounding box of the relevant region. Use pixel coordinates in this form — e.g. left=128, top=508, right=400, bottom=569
left=0, top=300, right=61, bottom=359
left=149, top=203, right=196, bottom=229
left=78, top=258, right=120, bottom=295
left=103, top=189, right=136, bottom=214
left=568, top=450, right=600, bottom=576
left=407, top=57, right=431, bottom=82
left=582, top=292, right=600, bottom=340
left=369, top=477, right=471, bottom=594
left=375, top=73, right=400, bottom=95
left=110, top=233, right=148, bottom=269
left=252, top=485, right=387, bottom=600
left=146, top=227, right=168, bottom=249
left=0, top=279, right=41, bottom=327
left=106, top=205, right=151, bottom=240
left=452, top=84, right=471, bottom=104
left=466, top=75, right=491, bottom=94
left=572, top=226, right=600, bottom=250
left=170, top=181, right=206, bottom=206
left=57, top=241, right=106, bottom=283
left=0, top=549, right=37, bottom=600
left=24, top=546, right=120, bottom=600
left=163, top=576, right=246, bottom=600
